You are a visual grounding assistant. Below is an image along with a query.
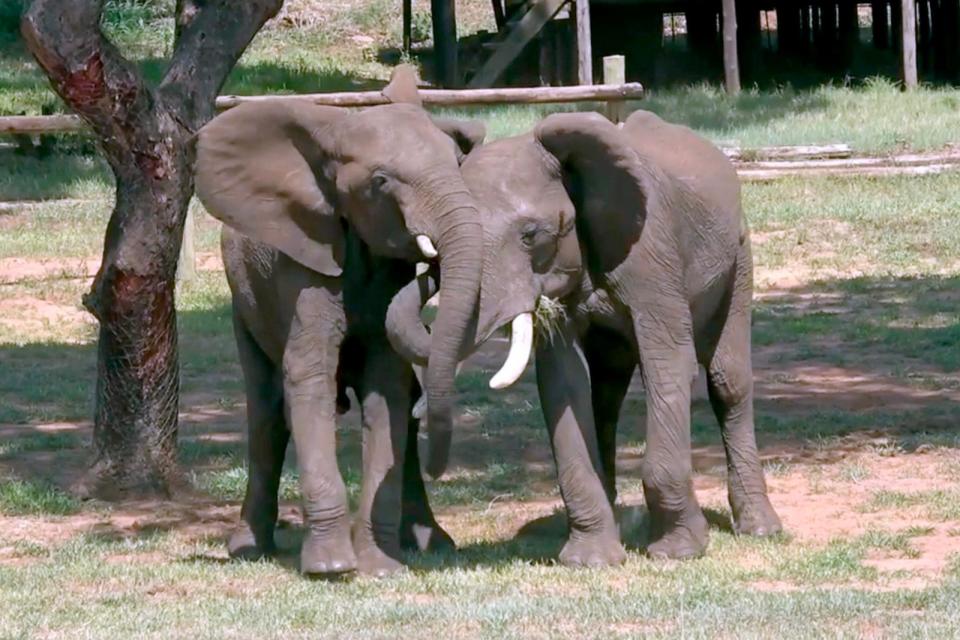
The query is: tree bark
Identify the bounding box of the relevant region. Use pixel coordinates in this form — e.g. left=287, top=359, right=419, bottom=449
left=20, top=0, right=283, bottom=499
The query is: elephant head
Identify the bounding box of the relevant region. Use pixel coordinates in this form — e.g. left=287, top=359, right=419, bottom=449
left=194, top=94, right=486, bottom=478
left=386, top=111, right=665, bottom=397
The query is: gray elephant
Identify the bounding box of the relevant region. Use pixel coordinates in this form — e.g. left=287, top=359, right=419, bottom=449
left=387, top=110, right=782, bottom=565
left=193, top=77, right=485, bottom=576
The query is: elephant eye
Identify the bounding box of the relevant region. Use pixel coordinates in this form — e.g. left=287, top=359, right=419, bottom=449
left=371, top=171, right=390, bottom=191
left=521, top=224, right=539, bottom=248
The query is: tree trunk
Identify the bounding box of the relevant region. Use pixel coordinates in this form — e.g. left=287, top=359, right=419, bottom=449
left=82, top=144, right=192, bottom=498
left=21, top=0, right=283, bottom=499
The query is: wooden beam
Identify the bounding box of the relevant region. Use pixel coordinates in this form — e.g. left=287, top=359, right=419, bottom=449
left=722, top=0, right=740, bottom=94
left=468, top=0, right=569, bottom=88
left=0, top=114, right=88, bottom=134
left=431, top=0, right=458, bottom=87
left=901, top=0, right=918, bottom=88
left=0, top=83, right=647, bottom=135
left=575, top=0, right=593, bottom=84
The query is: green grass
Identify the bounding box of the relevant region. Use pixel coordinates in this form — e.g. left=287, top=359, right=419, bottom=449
left=1, top=527, right=959, bottom=638
left=864, top=490, right=960, bottom=521
left=0, top=478, right=80, bottom=515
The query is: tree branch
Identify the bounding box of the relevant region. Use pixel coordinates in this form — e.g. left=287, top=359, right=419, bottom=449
left=20, top=0, right=155, bottom=161
left=160, top=0, right=284, bottom=128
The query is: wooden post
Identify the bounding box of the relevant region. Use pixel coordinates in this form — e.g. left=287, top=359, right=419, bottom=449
left=431, top=0, right=458, bottom=87
left=722, top=0, right=741, bottom=94
left=575, top=0, right=593, bottom=84
left=492, top=0, right=506, bottom=29
left=801, top=4, right=811, bottom=52
left=871, top=1, right=889, bottom=48
left=918, top=0, right=931, bottom=71
left=900, top=0, right=918, bottom=88
left=891, top=0, right=902, bottom=52
left=838, top=0, right=858, bottom=68
left=403, top=0, right=412, bottom=54
left=602, top=55, right=626, bottom=122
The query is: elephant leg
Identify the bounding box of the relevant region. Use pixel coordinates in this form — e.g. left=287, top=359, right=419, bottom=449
left=352, top=342, right=414, bottom=577
left=707, top=253, right=782, bottom=537
left=634, top=305, right=709, bottom=560
left=284, top=294, right=355, bottom=576
left=228, top=317, right=288, bottom=560
left=583, top=326, right=636, bottom=507
left=400, top=386, right=455, bottom=553
left=536, top=323, right=626, bottom=568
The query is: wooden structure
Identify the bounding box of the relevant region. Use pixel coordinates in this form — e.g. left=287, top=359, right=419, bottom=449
left=413, top=0, right=960, bottom=89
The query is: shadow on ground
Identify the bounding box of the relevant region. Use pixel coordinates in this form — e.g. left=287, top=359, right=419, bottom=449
left=0, top=275, right=958, bottom=542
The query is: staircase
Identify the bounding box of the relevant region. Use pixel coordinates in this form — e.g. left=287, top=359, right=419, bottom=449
left=466, top=0, right=572, bottom=88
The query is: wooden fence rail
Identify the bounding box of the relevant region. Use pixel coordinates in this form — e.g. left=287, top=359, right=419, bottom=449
left=0, top=83, right=646, bottom=136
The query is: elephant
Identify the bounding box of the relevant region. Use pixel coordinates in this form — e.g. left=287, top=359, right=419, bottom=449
left=192, top=69, right=485, bottom=577
left=386, top=110, right=783, bottom=566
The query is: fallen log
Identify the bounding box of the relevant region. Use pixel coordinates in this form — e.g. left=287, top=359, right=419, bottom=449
left=722, top=143, right=853, bottom=161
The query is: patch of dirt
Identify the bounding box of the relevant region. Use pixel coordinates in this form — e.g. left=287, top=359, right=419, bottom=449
left=0, top=253, right=224, bottom=286
left=0, top=257, right=97, bottom=283
left=0, top=295, right=95, bottom=335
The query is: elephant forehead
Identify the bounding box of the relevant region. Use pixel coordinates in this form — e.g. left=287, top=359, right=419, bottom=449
left=342, top=111, right=456, bottom=165
left=463, top=136, right=563, bottom=214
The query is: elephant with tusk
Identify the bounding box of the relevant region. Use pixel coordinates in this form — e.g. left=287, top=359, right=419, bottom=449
left=386, top=109, right=783, bottom=567
left=193, top=66, right=485, bottom=577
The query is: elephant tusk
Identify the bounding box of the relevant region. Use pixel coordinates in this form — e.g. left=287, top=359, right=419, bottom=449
left=489, top=313, right=533, bottom=390
left=416, top=235, right=438, bottom=258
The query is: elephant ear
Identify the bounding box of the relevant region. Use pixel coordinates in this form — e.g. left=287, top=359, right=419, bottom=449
left=195, top=100, right=347, bottom=276
left=431, top=118, right=486, bottom=162
left=535, top=112, right=647, bottom=273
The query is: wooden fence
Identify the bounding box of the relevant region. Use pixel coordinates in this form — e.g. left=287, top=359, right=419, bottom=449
left=0, top=76, right=645, bottom=136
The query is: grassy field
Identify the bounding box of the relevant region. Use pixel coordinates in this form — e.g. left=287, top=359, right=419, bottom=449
left=3, top=2, right=960, bottom=638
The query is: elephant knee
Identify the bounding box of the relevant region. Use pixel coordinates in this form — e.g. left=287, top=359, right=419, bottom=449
left=641, top=458, right=693, bottom=509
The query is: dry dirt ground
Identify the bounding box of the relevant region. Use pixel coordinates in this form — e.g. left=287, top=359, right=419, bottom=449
left=1, top=244, right=959, bottom=589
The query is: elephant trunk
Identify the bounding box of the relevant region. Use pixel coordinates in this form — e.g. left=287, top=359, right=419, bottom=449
left=385, top=270, right=437, bottom=366
left=420, top=185, right=482, bottom=479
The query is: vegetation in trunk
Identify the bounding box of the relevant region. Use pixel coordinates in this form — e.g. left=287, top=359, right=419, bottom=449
left=20, top=0, right=284, bottom=498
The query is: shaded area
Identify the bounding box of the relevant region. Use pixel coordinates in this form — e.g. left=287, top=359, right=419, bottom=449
left=1, top=272, right=957, bottom=522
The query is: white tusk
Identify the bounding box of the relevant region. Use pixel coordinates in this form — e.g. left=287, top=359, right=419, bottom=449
left=416, top=235, right=438, bottom=258
left=489, top=313, right=534, bottom=390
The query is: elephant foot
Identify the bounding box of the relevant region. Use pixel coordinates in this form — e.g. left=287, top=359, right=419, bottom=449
left=356, top=544, right=406, bottom=578
left=732, top=495, right=783, bottom=537
left=300, top=530, right=357, bottom=577
left=559, top=532, right=627, bottom=568
left=227, top=522, right=275, bottom=560
left=646, top=510, right=709, bottom=560
left=400, top=517, right=456, bottom=553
